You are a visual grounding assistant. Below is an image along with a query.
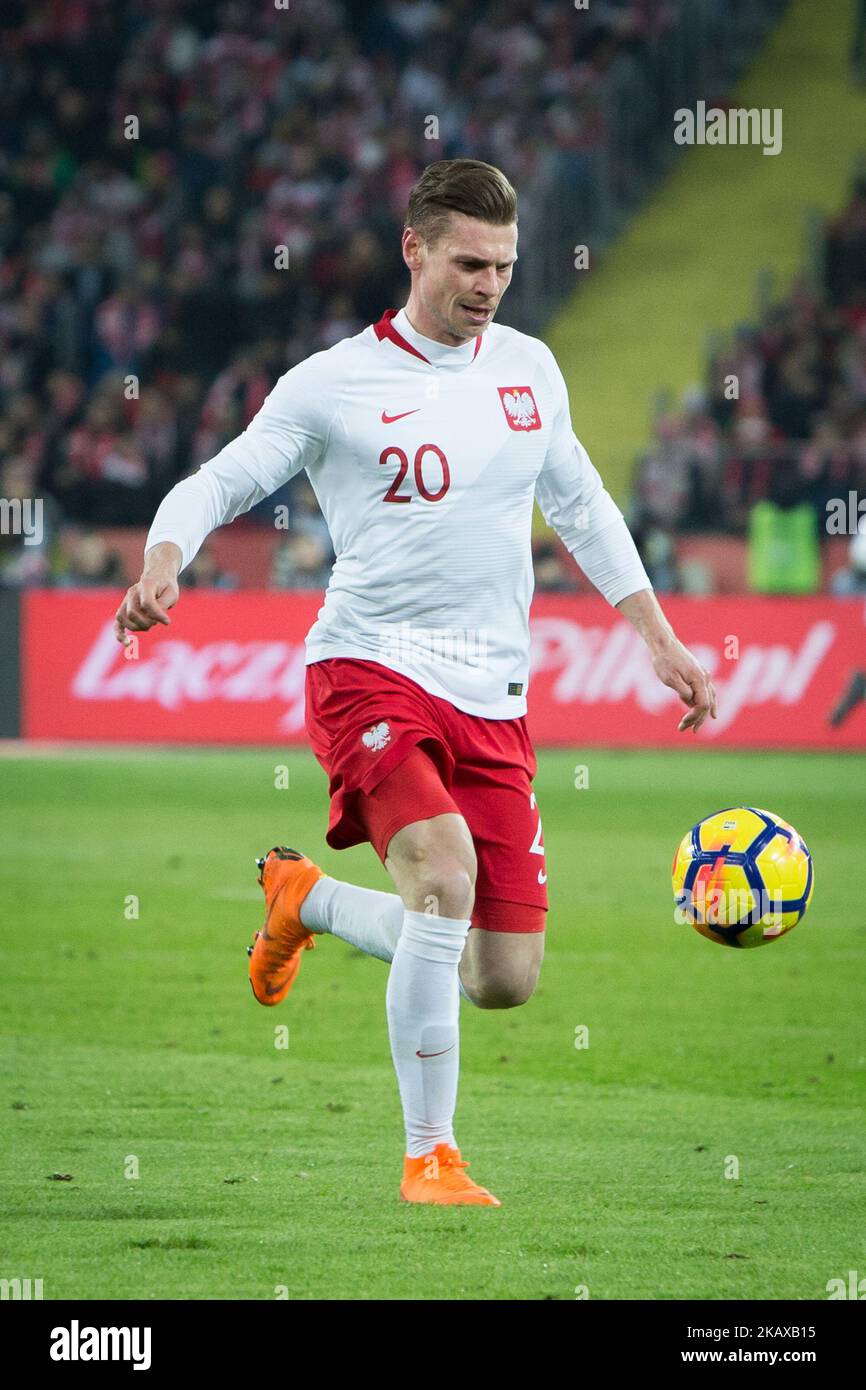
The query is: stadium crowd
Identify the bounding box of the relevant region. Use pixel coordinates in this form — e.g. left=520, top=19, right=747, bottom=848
left=1, top=0, right=857, bottom=597
left=629, top=177, right=866, bottom=589
left=0, top=0, right=703, bottom=589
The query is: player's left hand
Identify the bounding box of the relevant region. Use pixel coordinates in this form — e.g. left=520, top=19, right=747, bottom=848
left=651, top=637, right=717, bottom=734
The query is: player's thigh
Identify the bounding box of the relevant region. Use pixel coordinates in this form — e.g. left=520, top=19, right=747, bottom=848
left=450, top=760, right=548, bottom=910
left=357, top=744, right=477, bottom=914
left=385, top=812, right=477, bottom=914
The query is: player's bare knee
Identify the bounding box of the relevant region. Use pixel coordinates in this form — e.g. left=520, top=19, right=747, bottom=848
left=461, top=967, right=537, bottom=1010
left=413, top=858, right=475, bottom=919
left=388, top=817, right=477, bottom=917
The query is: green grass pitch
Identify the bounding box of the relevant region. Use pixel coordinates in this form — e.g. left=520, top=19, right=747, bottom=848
left=1, top=747, right=864, bottom=1301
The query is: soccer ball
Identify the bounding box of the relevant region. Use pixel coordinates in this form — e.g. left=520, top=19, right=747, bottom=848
left=672, top=806, right=814, bottom=948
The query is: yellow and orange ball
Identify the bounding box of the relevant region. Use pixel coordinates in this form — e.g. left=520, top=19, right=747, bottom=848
left=672, top=807, right=814, bottom=948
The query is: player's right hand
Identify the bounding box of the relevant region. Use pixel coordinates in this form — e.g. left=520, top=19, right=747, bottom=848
left=114, top=571, right=179, bottom=646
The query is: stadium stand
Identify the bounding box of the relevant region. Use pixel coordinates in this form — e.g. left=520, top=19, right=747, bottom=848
left=0, top=0, right=796, bottom=590
left=628, top=177, right=866, bottom=593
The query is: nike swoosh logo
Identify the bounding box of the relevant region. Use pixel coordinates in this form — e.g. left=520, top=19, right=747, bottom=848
left=381, top=409, right=419, bottom=423
left=537, top=869, right=547, bottom=884
left=416, top=1045, right=455, bottom=1059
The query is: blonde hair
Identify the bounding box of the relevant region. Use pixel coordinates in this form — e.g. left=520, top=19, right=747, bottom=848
left=406, top=159, right=517, bottom=246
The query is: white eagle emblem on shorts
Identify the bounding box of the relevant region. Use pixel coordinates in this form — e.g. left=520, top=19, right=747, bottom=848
left=361, top=721, right=391, bottom=752
left=497, top=385, right=541, bottom=431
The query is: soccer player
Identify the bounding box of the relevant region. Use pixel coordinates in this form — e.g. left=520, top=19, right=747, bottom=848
left=114, top=159, right=717, bottom=1206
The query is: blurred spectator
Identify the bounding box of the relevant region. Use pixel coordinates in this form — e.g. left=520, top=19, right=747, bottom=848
left=92, top=277, right=162, bottom=380
left=58, top=395, right=151, bottom=524
left=272, top=533, right=332, bottom=590
left=531, top=537, right=581, bottom=592
left=286, top=478, right=334, bottom=555
left=632, top=397, right=721, bottom=532
left=183, top=540, right=236, bottom=590
left=632, top=522, right=682, bottom=593
left=830, top=517, right=866, bottom=595
left=826, top=180, right=866, bottom=313
left=55, top=526, right=126, bottom=587
left=747, top=497, right=820, bottom=595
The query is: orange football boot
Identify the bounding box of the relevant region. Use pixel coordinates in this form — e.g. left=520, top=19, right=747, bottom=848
left=247, top=847, right=325, bottom=1006
left=400, top=1143, right=501, bottom=1206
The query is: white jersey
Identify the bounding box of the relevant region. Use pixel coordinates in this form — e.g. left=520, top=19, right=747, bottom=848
left=146, top=307, right=651, bottom=718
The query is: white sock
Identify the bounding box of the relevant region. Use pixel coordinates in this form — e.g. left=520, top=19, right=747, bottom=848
left=299, top=876, right=403, bottom=962
left=386, top=909, right=471, bottom=1158
left=300, top=876, right=479, bottom=1001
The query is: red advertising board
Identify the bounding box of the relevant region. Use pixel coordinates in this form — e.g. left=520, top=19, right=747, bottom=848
left=21, top=589, right=866, bottom=747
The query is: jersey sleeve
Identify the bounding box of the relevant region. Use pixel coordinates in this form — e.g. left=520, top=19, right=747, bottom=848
left=534, top=349, right=652, bottom=606
left=145, top=351, right=337, bottom=571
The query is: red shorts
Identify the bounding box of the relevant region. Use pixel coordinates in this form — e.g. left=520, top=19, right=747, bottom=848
left=304, top=657, right=548, bottom=925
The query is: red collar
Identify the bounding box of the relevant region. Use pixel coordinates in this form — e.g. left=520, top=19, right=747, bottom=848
left=373, top=308, right=482, bottom=363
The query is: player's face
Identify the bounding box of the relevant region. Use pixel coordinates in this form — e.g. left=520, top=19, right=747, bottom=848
left=403, top=213, right=518, bottom=345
